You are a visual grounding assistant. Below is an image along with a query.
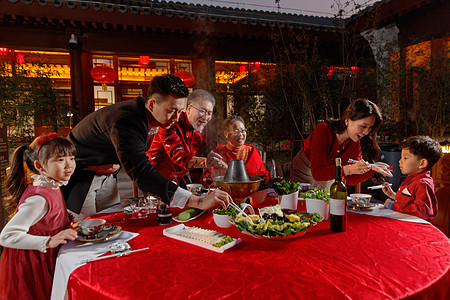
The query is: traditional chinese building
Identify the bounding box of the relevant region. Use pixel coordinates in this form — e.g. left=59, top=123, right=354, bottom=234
left=0, top=0, right=341, bottom=126
left=349, top=0, right=449, bottom=236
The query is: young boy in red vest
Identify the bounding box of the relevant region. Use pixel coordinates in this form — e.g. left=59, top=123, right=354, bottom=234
left=382, top=136, right=442, bottom=222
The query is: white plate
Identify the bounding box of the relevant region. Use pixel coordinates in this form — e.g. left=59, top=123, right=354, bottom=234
left=172, top=209, right=206, bottom=223
left=76, top=225, right=122, bottom=243
left=163, top=224, right=241, bottom=253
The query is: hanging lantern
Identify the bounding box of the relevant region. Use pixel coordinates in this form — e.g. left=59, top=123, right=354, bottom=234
left=328, top=69, right=334, bottom=77
left=239, top=65, right=246, bottom=73
left=0, top=47, right=8, bottom=55
left=139, top=55, right=149, bottom=66
left=16, top=53, right=25, bottom=64
left=174, top=70, right=195, bottom=87
left=254, top=61, right=261, bottom=68
left=90, top=65, right=117, bottom=91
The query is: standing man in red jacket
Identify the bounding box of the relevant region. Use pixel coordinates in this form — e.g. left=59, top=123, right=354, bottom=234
left=148, top=89, right=222, bottom=186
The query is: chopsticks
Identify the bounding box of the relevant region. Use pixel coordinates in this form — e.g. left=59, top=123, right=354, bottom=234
left=367, top=183, right=392, bottom=190
left=218, top=158, right=228, bottom=168
left=85, top=247, right=150, bottom=263
left=348, top=159, right=393, bottom=170
left=209, top=151, right=228, bottom=168
left=228, top=201, right=250, bottom=219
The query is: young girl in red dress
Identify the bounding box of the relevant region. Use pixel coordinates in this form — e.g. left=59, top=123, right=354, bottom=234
left=0, top=133, right=78, bottom=300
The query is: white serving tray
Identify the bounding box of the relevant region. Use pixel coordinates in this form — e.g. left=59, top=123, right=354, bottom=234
left=163, top=224, right=241, bottom=253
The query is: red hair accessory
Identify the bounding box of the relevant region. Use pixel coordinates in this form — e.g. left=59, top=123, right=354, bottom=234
left=36, top=132, right=60, bottom=160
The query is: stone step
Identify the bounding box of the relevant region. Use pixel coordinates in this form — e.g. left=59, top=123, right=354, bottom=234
left=116, top=169, right=143, bottom=199
left=117, top=180, right=133, bottom=189
left=116, top=169, right=134, bottom=199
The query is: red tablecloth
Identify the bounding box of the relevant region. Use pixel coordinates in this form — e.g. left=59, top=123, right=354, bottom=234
left=67, top=202, right=450, bottom=300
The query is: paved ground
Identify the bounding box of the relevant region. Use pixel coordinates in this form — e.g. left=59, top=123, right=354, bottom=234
left=117, top=169, right=144, bottom=200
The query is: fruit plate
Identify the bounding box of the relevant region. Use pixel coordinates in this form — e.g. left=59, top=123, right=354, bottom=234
left=76, top=225, right=122, bottom=243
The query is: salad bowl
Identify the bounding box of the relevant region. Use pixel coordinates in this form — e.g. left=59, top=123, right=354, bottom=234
left=231, top=205, right=321, bottom=240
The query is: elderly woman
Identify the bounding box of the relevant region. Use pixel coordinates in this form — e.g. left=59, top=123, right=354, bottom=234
left=214, top=116, right=269, bottom=181
left=291, top=99, right=392, bottom=190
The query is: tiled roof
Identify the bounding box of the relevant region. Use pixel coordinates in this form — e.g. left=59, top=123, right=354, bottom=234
left=348, top=0, right=438, bottom=22
left=7, top=0, right=340, bottom=30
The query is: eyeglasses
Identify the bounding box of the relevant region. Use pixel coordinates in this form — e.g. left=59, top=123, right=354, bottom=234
left=190, top=105, right=213, bottom=117
left=230, top=129, right=247, bottom=135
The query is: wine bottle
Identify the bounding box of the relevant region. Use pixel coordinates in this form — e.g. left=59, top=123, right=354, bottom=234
left=330, top=158, right=347, bottom=232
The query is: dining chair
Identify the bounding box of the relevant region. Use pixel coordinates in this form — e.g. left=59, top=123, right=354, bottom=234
left=431, top=186, right=450, bottom=237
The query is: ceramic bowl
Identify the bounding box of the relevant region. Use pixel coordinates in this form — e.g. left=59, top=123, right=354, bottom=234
left=350, top=193, right=372, bottom=206
left=186, top=183, right=208, bottom=196
left=212, top=210, right=233, bottom=228
left=298, top=183, right=311, bottom=192
left=78, top=219, right=107, bottom=236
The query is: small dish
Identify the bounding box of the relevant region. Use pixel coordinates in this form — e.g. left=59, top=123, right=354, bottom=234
left=186, top=184, right=209, bottom=196
left=347, top=200, right=377, bottom=211
left=124, top=206, right=133, bottom=214
left=172, top=209, right=206, bottom=223
left=298, top=183, right=311, bottom=192
left=76, top=225, right=122, bottom=243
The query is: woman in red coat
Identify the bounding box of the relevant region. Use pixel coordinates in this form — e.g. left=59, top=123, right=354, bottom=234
left=291, top=99, right=392, bottom=190
left=214, top=116, right=269, bottom=181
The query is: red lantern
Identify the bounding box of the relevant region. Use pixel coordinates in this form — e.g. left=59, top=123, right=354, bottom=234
left=139, top=56, right=149, bottom=66
left=174, top=70, right=195, bottom=87
left=90, top=65, right=117, bottom=91
left=328, top=69, right=334, bottom=77
left=16, top=53, right=25, bottom=63
left=0, top=48, right=8, bottom=55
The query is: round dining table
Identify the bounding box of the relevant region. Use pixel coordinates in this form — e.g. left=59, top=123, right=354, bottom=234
left=61, top=199, right=450, bottom=300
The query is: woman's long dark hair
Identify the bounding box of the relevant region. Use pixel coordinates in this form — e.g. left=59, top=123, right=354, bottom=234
left=325, top=98, right=383, bottom=163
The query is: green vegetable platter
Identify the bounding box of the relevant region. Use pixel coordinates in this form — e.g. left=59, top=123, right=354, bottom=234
left=173, top=207, right=205, bottom=223
left=271, top=180, right=300, bottom=195
left=231, top=204, right=322, bottom=240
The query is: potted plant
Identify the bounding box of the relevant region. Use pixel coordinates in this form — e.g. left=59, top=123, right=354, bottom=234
left=300, top=188, right=330, bottom=220
left=272, top=180, right=300, bottom=210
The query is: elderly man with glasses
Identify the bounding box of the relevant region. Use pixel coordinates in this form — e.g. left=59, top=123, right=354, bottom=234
left=147, top=89, right=223, bottom=186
